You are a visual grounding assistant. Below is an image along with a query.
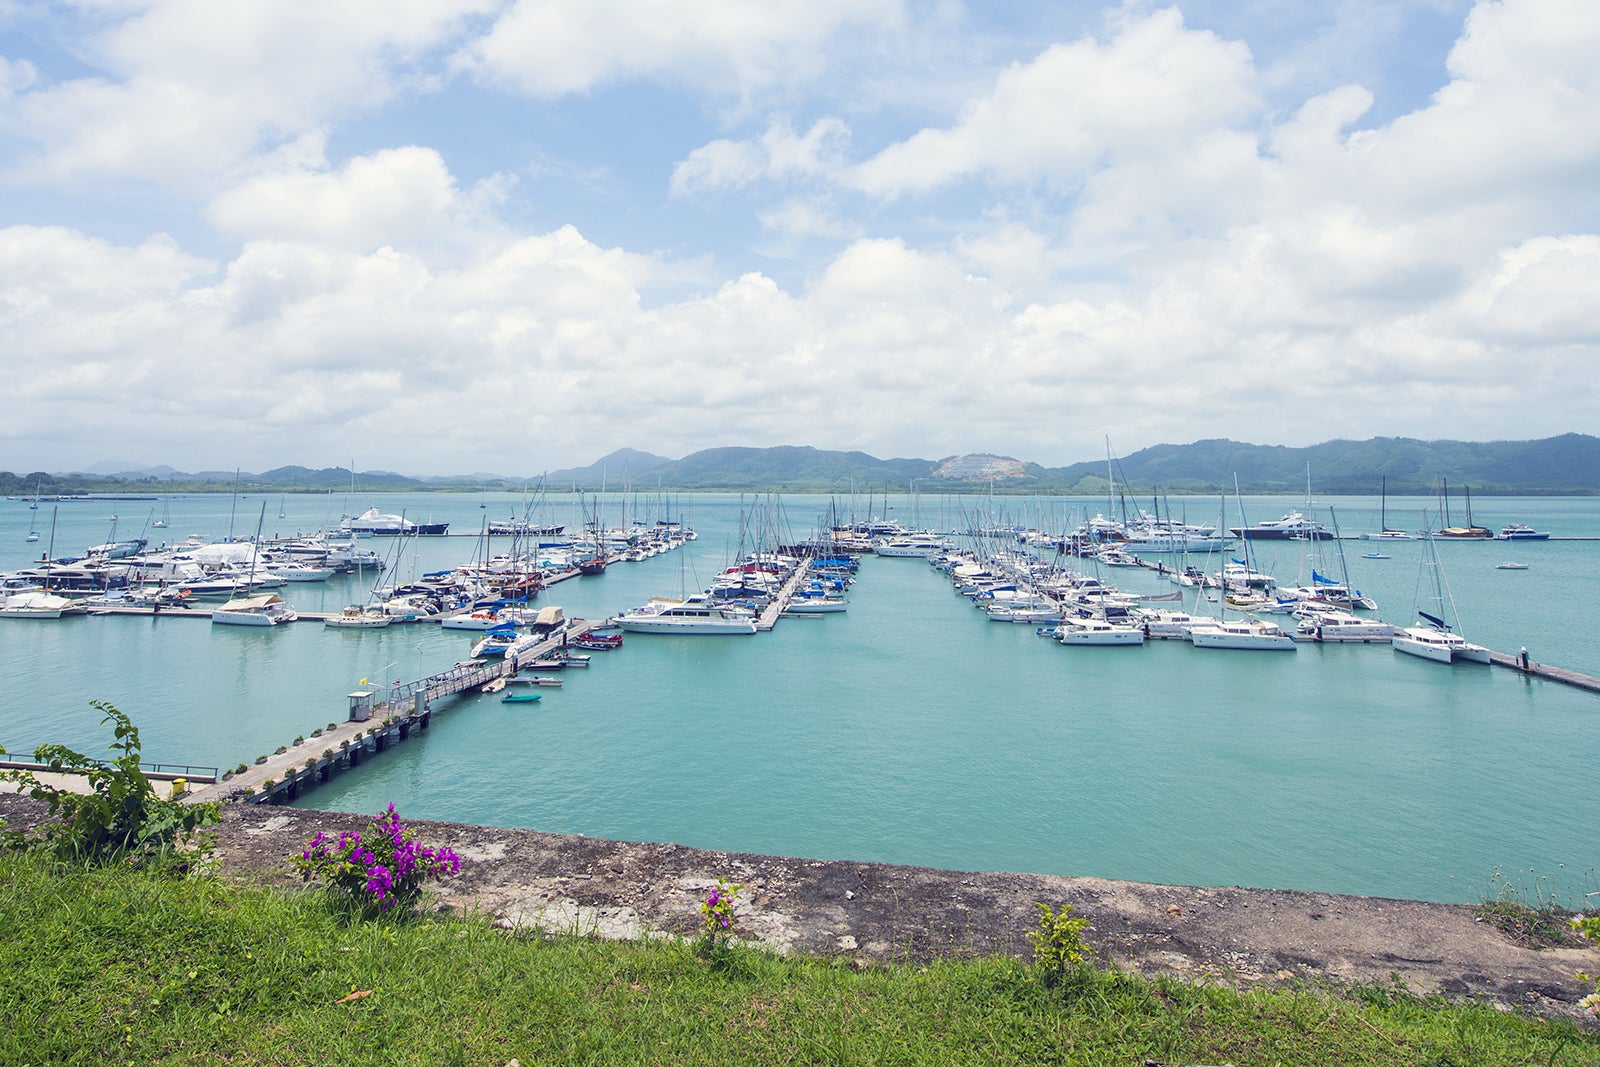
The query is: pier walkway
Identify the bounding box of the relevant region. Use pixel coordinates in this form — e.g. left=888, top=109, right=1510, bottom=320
left=184, top=618, right=603, bottom=806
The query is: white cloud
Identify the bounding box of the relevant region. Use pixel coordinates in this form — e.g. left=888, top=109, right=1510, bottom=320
left=672, top=117, right=850, bottom=195
left=5, top=0, right=491, bottom=187
left=852, top=7, right=1259, bottom=196
left=206, top=147, right=511, bottom=254
left=455, top=0, right=905, bottom=98
left=3, top=0, right=1600, bottom=474
left=0, top=55, right=38, bottom=98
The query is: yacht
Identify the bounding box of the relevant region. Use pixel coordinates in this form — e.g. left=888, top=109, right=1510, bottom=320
left=324, top=605, right=393, bottom=629
left=339, top=508, right=449, bottom=536
left=874, top=536, right=950, bottom=558
left=1188, top=618, right=1297, bottom=650
left=1499, top=523, right=1550, bottom=541
left=211, top=593, right=297, bottom=627
left=1293, top=610, right=1394, bottom=643
left=611, top=594, right=758, bottom=634
left=1131, top=609, right=1215, bottom=640
left=1392, top=623, right=1491, bottom=664
left=1228, top=512, right=1331, bottom=541
left=0, top=592, right=85, bottom=619
left=1054, top=618, right=1145, bottom=646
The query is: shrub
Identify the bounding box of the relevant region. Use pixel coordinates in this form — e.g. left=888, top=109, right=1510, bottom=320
left=289, top=805, right=461, bottom=916
left=0, top=702, right=219, bottom=866
left=1030, top=901, right=1091, bottom=984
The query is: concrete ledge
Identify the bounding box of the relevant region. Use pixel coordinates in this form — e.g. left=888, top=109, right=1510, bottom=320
left=175, top=801, right=1598, bottom=1026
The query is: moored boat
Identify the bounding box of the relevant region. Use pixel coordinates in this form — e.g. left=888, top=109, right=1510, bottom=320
left=1055, top=618, right=1145, bottom=646
left=1188, top=618, right=1297, bottom=650
left=0, top=591, right=85, bottom=619
left=500, top=678, right=544, bottom=704
left=1499, top=523, right=1550, bottom=541
left=211, top=593, right=297, bottom=626
left=324, top=605, right=393, bottom=628
left=611, top=594, right=758, bottom=635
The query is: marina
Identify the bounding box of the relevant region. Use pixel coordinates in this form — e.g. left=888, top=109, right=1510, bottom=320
left=2, top=490, right=1598, bottom=906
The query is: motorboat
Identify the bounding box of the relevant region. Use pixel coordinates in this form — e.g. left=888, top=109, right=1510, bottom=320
left=440, top=608, right=512, bottom=631
left=611, top=594, right=758, bottom=634
left=1495, top=561, right=1529, bottom=570
left=571, top=631, right=625, bottom=649
left=211, top=593, right=297, bottom=626
left=1228, top=512, right=1331, bottom=541
left=874, top=536, right=949, bottom=558
left=339, top=508, right=449, bottom=536
left=1499, top=523, right=1550, bottom=541
left=470, top=627, right=522, bottom=658
left=500, top=678, right=543, bottom=704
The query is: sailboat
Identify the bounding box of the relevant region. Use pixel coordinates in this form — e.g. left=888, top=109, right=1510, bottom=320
left=152, top=498, right=169, bottom=529
left=1392, top=513, right=1490, bottom=664
left=1433, top=478, right=1492, bottom=539
left=213, top=504, right=297, bottom=626
left=1361, top=476, right=1412, bottom=540
left=1186, top=485, right=1296, bottom=650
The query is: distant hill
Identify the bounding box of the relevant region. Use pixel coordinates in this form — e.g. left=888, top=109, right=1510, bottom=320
left=542, top=449, right=674, bottom=488
left=633, top=446, right=931, bottom=490
left=1049, top=435, right=1600, bottom=494
left=11, top=434, right=1596, bottom=495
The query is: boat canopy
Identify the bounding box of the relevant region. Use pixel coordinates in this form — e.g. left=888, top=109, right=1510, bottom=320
left=534, top=606, right=565, bottom=628
left=218, top=594, right=285, bottom=611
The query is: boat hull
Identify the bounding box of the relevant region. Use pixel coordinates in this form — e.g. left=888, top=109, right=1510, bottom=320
left=613, top=618, right=756, bottom=634
left=1189, top=625, right=1296, bottom=650
left=1057, top=628, right=1144, bottom=646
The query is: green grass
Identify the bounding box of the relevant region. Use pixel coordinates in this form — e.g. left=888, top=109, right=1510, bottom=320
left=3, top=853, right=1597, bottom=1066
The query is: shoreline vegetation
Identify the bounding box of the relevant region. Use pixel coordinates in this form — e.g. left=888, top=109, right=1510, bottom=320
left=2, top=798, right=1597, bottom=1065
left=3, top=714, right=1597, bottom=1062
left=4, top=433, right=1599, bottom=497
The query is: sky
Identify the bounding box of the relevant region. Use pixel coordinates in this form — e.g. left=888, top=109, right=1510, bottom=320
left=2, top=0, right=1597, bottom=477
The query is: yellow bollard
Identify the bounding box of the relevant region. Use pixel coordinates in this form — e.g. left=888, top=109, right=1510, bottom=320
left=171, top=777, right=187, bottom=798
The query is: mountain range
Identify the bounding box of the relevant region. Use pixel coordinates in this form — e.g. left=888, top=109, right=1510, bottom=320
left=8, top=434, right=1598, bottom=495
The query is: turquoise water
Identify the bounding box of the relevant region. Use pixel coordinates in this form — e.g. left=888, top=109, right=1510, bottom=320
left=2, top=491, right=1597, bottom=904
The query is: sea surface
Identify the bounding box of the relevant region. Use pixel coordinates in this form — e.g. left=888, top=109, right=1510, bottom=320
left=2, top=490, right=1596, bottom=906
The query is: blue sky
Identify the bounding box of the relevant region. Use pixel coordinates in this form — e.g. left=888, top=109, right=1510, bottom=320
left=2, top=0, right=1596, bottom=476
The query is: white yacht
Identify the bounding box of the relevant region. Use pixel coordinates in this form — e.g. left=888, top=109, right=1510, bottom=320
left=1392, top=622, right=1491, bottom=664
left=211, top=593, right=298, bottom=627
left=612, top=595, right=758, bottom=634
left=324, top=605, right=393, bottom=629
left=1055, top=618, right=1145, bottom=646
left=874, top=536, right=949, bottom=558
left=1294, top=610, right=1394, bottom=643
left=1188, top=618, right=1297, bottom=650
left=1131, top=609, right=1215, bottom=640
left=0, top=592, right=85, bottom=619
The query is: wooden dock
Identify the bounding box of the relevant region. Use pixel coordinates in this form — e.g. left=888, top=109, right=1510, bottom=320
left=1487, top=650, right=1600, bottom=693
left=756, top=560, right=812, bottom=630
left=184, top=618, right=605, bottom=806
